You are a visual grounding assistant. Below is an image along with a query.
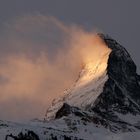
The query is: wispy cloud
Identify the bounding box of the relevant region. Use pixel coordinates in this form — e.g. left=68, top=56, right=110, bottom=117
left=0, top=14, right=109, bottom=121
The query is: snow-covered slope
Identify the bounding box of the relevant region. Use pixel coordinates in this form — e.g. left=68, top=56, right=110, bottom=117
left=0, top=116, right=113, bottom=140
left=0, top=112, right=140, bottom=140
left=66, top=51, right=110, bottom=108
left=45, top=43, right=111, bottom=120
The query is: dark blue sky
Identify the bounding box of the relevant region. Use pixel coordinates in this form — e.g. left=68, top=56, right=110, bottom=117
left=0, top=0, right=140, bottom=72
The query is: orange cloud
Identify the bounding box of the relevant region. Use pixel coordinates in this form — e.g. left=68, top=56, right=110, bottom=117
left=0, top=14, right=110, bottom=121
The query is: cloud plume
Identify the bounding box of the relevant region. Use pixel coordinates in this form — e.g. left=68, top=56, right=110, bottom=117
left=0, top=14, right=109, bottom=121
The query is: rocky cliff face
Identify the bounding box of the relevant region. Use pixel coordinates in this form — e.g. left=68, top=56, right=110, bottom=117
left=91, top=34, right=140, bottom=131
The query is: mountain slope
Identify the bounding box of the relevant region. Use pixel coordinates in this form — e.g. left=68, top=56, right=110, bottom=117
left=2, top=117, right=139, bottom=140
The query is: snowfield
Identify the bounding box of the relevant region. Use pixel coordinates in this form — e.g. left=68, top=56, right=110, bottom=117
left=0, top=118, right=140, bottom=140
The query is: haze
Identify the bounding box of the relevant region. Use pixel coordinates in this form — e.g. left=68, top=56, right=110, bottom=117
left=0, top=15, right=109, bottom=121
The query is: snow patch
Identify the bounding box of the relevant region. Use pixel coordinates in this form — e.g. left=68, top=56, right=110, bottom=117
left=115, top=112, right=140, bottom=125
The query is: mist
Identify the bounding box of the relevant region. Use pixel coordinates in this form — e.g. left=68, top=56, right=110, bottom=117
left=0, top=14, right=109, bottom=121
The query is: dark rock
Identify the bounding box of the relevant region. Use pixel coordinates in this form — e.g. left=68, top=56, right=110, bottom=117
left=5, top=131, right=40, bottom=140
left=55, top=103, right=72, bottom=119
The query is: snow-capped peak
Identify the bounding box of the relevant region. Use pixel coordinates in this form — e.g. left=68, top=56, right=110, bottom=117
left=45, top=45, right=111, bottom=120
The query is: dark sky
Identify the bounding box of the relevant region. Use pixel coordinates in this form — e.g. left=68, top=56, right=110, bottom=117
left=0, top=0, right=140, bottom=72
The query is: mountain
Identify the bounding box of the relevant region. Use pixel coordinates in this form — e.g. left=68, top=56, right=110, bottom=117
left=45, top=33, right=140, bottom=132
left=0, top=34, right=140, bottom=140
